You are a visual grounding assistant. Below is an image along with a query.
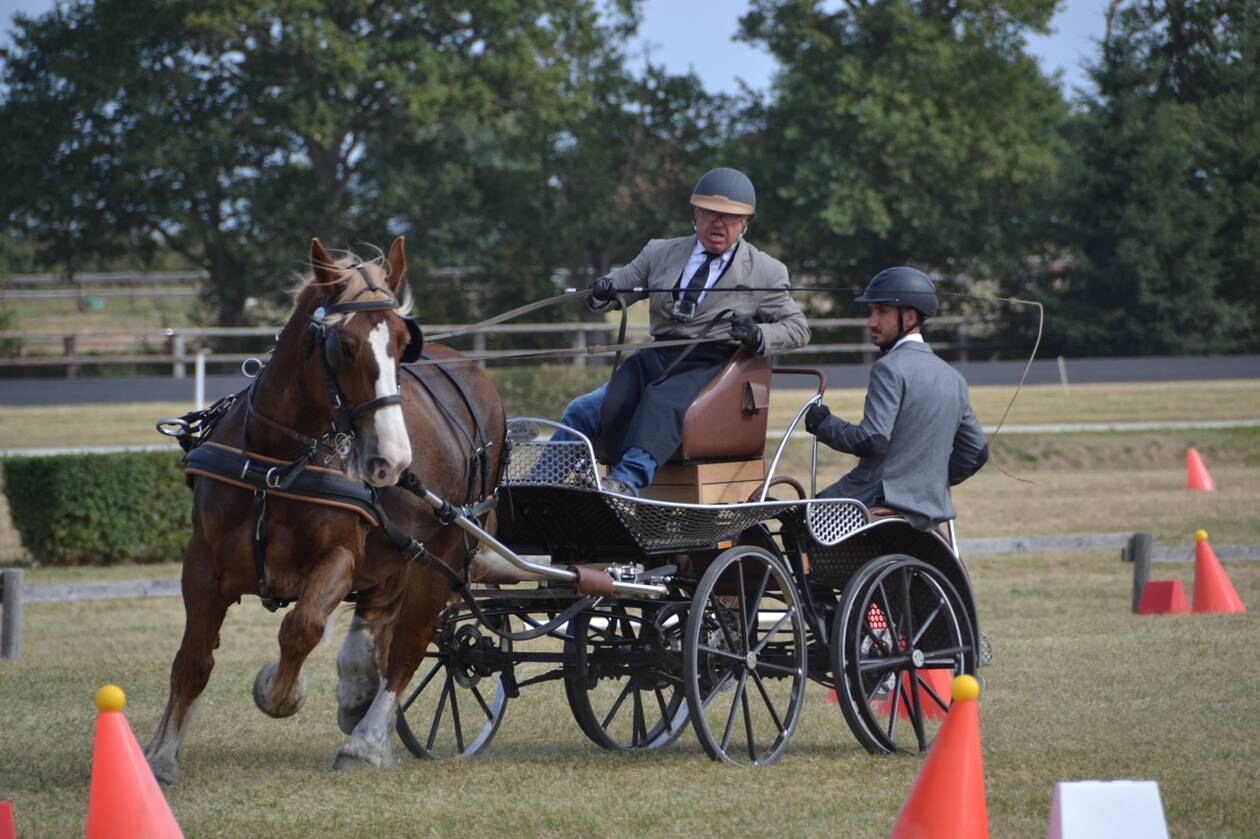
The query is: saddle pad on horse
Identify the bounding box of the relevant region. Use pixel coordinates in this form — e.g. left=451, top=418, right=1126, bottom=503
left=184, top=442, right=380, bottom=525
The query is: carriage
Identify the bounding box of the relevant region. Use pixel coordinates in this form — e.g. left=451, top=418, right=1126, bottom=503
left=396, top=352, right=983, bottom=766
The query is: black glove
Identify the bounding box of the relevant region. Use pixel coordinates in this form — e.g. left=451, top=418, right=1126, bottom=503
left=805, top=403, right=831, bottom=435
left=590, top=276, right=618, bottom=303
left=730, top=313, right=762, bottom=352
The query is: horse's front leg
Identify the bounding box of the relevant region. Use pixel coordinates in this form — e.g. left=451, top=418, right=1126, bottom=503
left=253, top=545, right=354, bottom=718
left=145, top=533, right=231, bottom=784
left=333, top=559, right=453, bottom=771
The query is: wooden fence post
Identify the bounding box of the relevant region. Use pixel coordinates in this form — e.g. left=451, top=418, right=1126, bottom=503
left=472, top=333, right=486, bottom=369
left=64, top=334, right=79, bottom=380
left=1129, top=532, right=1153, bottom=614
left=1, top=568, right=23, bottom=660
left=571, top=330, right=587, bottom=368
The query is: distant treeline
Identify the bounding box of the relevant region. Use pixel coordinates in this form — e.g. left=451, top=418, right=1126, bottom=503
left=1, top=0, right=1256, bottom=356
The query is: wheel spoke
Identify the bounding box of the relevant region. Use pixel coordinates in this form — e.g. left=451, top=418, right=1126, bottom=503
left=875, top=580, right=898, bottom=642
left=401, top=660, right=442, bottom=713
left=921, top=645, right=969, bottom=661
left=858, top=654, right=911, bottom=672
left=911, top=599, right=945, bottom=647
left=917, top=673, right=950, bottom=714
left=470, top=682, right=494, bottom=721
left=737, top=558, right=750, bottom=649
left=741, top=680, right=757, bottom=762
left=654, top=687, right=675, bottom=734
left=885, top=676, right=901, bottom=741
left=749, top=669, right=786, bottom=734
left=748, top=564, right=773, bottom=646
left=701, top=670, right=736, bottom=709
left=632, top=687, right=647, bottom=746
left=900, top=568, right=917, bottom=646
left=699, top=644, right=746, bottom=663
left=711, top=597, right=743, bottom=655
left=720, top=669, right=750, bottom=753
left=450, top=683, right=465, bottom=754
left=905, top=675, right=927, bottom=750
left=427, top=672, right=452, bottom=751
left=752, top=659, right=800, bottom=677
left=751, top=608, right=795, bottom=655
left=600, top=679, right=635, bottom=729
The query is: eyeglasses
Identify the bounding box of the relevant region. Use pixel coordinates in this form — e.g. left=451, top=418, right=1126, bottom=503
left=695, top=208, right=748, bottom=226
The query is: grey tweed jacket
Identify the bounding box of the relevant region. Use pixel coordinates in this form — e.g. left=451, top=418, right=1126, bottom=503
left=600, top=236, right=810, bottom=354
left=816, top=340, right=989, bottom=530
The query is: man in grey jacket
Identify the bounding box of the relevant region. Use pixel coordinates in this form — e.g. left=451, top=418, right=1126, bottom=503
left=805, top=267, right=988, bottom=530
left=556, top=167, right=810, bottom=495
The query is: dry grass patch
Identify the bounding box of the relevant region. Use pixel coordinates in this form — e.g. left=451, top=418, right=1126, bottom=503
left=0, top=552, right=1256, bottom=837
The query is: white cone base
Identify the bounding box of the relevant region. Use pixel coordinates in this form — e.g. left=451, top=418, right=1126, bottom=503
left=1047, top=780, right=1169, bottom=839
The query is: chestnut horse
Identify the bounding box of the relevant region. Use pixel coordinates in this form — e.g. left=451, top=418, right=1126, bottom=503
left=146, top=237, right=505, bottom=781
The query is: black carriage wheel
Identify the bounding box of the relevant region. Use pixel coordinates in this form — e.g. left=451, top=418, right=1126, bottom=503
left=832, top=555, right=974, bottom=755
left=683, top=545, right=807, bottom=767
left=563, top=604, right=688, bottom=751
left=396, top=614, right=510, bottom=759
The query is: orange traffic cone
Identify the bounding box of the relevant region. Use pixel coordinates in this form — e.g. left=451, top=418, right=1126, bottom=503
left=888, top=675, right=989, bottom=839
left=1192, top=530, right=1246, bottom=614
left=1186, top=448, right=1216, bottom=491
left=85, top=685, right=183, bottom=839
left=0, top=800, right=14, bottom=839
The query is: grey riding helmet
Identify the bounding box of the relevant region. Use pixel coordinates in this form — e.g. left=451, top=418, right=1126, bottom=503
left=690, top=167, right=756, bottom=215
left=855, top=266, right=938, bottom=318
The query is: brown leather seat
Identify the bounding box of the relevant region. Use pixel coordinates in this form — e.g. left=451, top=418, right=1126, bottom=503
left=673, top=349, right=771, bottom=462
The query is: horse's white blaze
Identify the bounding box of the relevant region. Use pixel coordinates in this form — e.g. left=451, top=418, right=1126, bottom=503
left=367, top=321, right=411, bottom=477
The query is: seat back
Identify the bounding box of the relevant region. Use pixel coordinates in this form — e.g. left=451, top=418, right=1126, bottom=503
left=674, top=349, right=772, bottom=461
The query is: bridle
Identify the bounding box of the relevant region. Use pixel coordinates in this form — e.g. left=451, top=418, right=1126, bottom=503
left=243, top=262, right=424, bottom=486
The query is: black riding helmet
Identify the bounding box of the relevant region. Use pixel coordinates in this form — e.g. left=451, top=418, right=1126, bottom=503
left=855, top=266, right=938, bottom=319
left=856, top=266, right=937, bottom=349
left=690, top=167, right=756, bottom=216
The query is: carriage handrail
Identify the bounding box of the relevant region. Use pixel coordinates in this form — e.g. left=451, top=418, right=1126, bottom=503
left=762, top=367, right=828, bottom=501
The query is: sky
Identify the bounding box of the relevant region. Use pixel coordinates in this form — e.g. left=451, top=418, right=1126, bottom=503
left=0, top=0, right=1108, bottom=95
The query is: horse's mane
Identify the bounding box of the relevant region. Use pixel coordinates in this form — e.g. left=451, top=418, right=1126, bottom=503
left=286, top=246, right=414, bottom=326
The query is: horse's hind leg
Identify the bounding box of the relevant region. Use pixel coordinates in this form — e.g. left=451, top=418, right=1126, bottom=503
left=145, top=535, right=230, bottom=785
left=334, top=549, right=456, bottom=771
left=336, top=581, right=401, bottom=735
left=254, top=547, right=354, bottom=718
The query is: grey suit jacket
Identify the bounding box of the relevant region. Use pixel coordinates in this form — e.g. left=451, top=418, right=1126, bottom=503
left=600, top=236, right=810, bottom=354
left=816, top=341, right=989, bottom=530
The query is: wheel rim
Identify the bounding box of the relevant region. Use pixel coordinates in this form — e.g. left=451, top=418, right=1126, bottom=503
left=396, top=616, right=509, bottom=759
left=837, top=557, right=974, bottom=754
left=683, top=546, right=806, bottom=767
left=564, top=604, right=688, bottom=751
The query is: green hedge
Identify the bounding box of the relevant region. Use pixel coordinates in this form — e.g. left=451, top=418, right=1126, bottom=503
left=3, top=451, right=190, bottom=566
left=487, top=364, right=609, bottom=419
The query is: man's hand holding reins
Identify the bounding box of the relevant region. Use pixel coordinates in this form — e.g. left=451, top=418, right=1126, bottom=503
left=730, top=313, right=763, bottom=353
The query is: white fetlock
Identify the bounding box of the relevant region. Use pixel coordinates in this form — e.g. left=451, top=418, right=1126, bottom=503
left=332, top=688, right=397, bottom=771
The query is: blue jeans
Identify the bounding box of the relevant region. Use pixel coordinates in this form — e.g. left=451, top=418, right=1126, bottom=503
left=556, top=384, right=657, bottom=494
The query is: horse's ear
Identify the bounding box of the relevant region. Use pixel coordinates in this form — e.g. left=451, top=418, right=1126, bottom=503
left=385, top=236, right=407, bottom=295
left=310, top=237, right=340, bottom=288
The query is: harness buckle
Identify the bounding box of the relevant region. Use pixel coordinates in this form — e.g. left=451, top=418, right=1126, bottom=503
left=265, top=466, right=282, bottom=489
left=241, top=357, right=265, bottom=378
left=334, top=432, right=354, bottom=458
left=241, top=459, right=253, bottom=480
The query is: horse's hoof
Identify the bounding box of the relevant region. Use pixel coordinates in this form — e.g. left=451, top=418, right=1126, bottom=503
left=146, top=753, right=179, bottom=785
left=338, top=702, right=372, bottom=736
left=332, top=741, right=395, bottom=772
left=252, top=661, right=307, bottom=718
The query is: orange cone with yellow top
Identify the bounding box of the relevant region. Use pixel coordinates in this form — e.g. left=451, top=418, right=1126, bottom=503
left=86, top=685, right=183, bottom=839
left=887, top=674, right=988, bottom=839
left=1192, top=530, right=1246, bottom=614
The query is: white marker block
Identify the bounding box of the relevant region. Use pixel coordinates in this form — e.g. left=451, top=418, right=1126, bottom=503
left=1047, top=780, right=1169, bottom=839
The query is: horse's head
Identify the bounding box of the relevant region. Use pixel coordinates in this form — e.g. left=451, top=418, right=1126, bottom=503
left=303, top=236, right=421, bottom=487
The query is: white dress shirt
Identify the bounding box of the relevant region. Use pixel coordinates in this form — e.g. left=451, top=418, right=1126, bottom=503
left=678, top=240, right=739, bottom=305
left=890, top=332, right=925, bottom=352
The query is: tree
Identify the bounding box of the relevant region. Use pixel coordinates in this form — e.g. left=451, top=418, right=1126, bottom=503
left=0, top=0, right=643, bottom=325
left=737, top=0, right=1068, bottom=310
left=1038, top=0, right=1259, bottom=354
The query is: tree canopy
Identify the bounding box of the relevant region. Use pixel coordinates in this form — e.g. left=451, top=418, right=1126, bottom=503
left=1, top=0, right=1256, bottom=353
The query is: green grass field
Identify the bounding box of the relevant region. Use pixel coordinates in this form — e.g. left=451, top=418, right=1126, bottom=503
left=0, top=378, right=1257, bottom=836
